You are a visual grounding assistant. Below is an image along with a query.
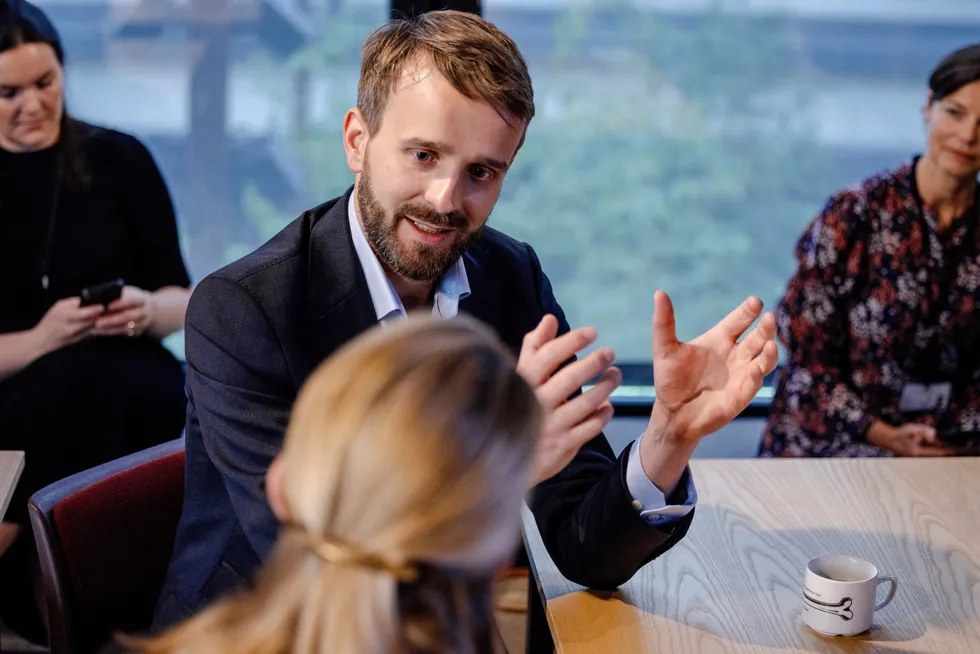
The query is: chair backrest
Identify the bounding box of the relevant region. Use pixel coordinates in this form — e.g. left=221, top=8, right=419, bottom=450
left=28, top=438, right=186, bottom=654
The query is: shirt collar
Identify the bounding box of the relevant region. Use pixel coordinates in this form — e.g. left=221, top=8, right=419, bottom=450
left=347, top=192, right=470, bottom=322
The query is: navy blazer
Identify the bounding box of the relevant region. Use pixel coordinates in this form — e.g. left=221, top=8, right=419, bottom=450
left=153, top=187, right=693, bottom=627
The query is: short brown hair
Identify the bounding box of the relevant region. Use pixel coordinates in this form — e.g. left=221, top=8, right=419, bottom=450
left=357, top=10, right=535, bottom=135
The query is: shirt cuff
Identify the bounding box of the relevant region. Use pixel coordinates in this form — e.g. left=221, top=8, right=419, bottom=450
left=625, top=436, right=698, bottom=525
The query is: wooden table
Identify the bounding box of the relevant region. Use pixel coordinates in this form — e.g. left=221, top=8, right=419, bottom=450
left=523, top=458, right=980, bottom=653
left=0, top=452, right=25, bottom=560
left=0, top=451, right=24, bottom=523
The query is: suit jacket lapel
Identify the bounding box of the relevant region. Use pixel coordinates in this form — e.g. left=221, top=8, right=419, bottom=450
left=306, top=186, right=378, bottom=361
left=458, top=238, right=508, bottom=348
left=304, top=196, right=510, bottom=360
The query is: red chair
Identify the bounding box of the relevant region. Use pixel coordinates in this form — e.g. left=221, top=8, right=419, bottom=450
left=28, top=438, right=186, bottom=654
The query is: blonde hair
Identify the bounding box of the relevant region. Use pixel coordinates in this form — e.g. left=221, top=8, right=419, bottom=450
left=138, top=315, right=540, bottom=654
left=357, top=10, right=535, bottom=135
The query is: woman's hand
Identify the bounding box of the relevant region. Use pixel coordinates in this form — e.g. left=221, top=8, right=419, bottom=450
left=92, top=286, right=157, bottom=338
left=867, top=420, right=959, bottom=457
left=32, top=297, right=103, bottom=355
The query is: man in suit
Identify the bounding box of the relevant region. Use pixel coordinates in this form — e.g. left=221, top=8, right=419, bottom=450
left=154, top=10, right=778, bottom=626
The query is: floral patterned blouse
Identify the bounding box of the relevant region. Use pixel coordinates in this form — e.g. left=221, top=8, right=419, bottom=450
left=761, top=157, right=980, bottom=457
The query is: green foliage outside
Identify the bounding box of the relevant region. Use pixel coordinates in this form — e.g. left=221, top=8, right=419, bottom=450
left=240, top=2, right=855, bottom=361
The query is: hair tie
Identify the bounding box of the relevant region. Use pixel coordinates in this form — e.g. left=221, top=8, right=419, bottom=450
left=287, top=525, right=419, bottom=583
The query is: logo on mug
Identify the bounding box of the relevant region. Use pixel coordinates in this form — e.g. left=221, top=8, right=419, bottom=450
left=803, top=590, right=854, bottom=621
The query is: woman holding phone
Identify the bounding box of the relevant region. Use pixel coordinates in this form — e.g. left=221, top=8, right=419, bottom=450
left=0, top=0, right=191, bottom=640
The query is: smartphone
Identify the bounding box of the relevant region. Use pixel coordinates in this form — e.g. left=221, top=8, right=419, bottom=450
left=79, top=278, right=125, bottom=308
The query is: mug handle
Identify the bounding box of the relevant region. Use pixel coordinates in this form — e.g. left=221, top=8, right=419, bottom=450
left=875, top=575, right=898, bottom=610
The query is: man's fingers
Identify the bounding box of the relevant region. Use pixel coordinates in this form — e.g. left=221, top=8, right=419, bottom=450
left=718, top=296, right=764, bottom=341
left=520, top=327, right=599, bottom=386
left=520, top=315, right=559, bottom=356
left=564, top=403, right=615, bottom=452
left=537, top=348, right=614, bottom=407
left=736, top=341, right=779, bottom=406
left=533, top=328, right=599, bottom=376
left=549, top=366, right=621, bottom=430
left=737, top=312, right=776, bottom=361
left=756, top=341, right=779, bottom=377
left=652, top=290, right=679, bottom=361
left=531, top=401, right=615, bottom=485
left=743, top=340, right=778, bottom=387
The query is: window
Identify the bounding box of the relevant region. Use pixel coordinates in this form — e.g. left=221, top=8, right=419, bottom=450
left=46, top=0, right=977, bottom=376
left=483, top=0, right=977, bottom=370
left=47, top=0, right=388, bottom=357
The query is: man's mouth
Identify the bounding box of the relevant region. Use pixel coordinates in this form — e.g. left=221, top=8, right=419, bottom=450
left=408, top=218, right=453, bottom=235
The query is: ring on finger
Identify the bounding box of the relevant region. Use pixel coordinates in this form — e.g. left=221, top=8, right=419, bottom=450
left=126, top=320, right=137, bottom=337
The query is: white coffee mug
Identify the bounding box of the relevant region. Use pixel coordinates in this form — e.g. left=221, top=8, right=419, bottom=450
left=801, top=555, right=897, bottom=636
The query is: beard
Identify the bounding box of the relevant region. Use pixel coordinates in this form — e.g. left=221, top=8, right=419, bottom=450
left=356, top=157, right=483, bottom=283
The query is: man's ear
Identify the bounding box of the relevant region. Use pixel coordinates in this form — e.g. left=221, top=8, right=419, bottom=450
left=266, top=455, right=289, bottom=522
left=343, top=107, right=370, bottom=174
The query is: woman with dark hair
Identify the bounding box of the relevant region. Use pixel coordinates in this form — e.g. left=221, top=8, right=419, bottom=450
left=762, top=43, right=980, bottom=458
left=0, top=0, right=192, bottom=640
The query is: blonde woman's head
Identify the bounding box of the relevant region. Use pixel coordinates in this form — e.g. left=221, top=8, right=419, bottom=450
left=142, top=314, right=540, bottom=654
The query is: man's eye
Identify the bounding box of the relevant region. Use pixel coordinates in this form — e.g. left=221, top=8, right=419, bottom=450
left=470, top=165, right=492, bottom=181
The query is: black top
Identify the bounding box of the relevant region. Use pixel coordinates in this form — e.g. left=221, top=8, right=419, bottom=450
left=0, top=124, right=191, bottom=643
left=0, top=121, right=191, bottom=334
